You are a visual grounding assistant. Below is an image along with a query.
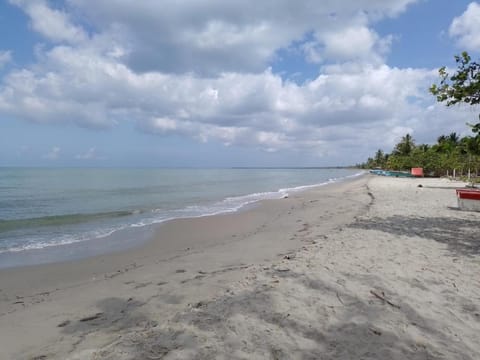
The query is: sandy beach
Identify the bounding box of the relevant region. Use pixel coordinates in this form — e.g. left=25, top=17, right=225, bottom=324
left=1, top=175, right=479, bottom=359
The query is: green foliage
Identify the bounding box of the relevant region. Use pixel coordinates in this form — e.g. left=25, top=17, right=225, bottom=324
left=430, top=52, right=480, bottom=106
left=359, top=52, right=480, bottom=176
left=361, top=51, right=480, bottom=176
left=430, top=51, right=480, bottom=131
left=392, top=134, right=415, bottom=156
left=360, top=149, right=388, bottom=169
left=359, top=133, right=480, bottom=177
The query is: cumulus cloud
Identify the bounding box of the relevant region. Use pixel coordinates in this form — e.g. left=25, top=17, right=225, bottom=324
left=0, top=51, right=12, bottom=68
left=449, top=2, right=480, bottom=51
left=75, top=147, right=102, bottom=160
left=67, top=0, right=417, bottom=74
left=9, top=0, right=87, bottom=44
left=0, top=46, right=434, bottom=153
left=43, top=146, right=60, bottom=160
left=1, top=0, right=473, bottom=163
left=305, top=24, right=393, bottom=65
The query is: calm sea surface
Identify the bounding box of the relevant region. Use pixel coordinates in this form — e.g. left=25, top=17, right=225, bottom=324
left=0, top=168, right=362, bottom=267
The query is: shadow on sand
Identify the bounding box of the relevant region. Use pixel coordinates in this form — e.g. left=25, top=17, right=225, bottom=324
left=59, top=297, right=152, bottom=336
left=350, top=215, right=480, bottom=257
left=87, top=269, right=476, bottom=360
left=56, top=214, right=479, bottom=359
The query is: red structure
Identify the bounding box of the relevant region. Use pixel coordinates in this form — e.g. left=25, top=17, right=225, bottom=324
left=411, top=168, right=424, bottom=177
left=456, top=188, right=480, bottom=211
left=456, top=189, right=480, bottom=200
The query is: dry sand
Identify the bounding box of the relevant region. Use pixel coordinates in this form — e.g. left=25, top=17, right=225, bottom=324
left=0, top=175, right=479, bottom=359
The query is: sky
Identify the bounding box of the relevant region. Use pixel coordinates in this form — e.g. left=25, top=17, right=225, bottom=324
left=0, top=0, right=479, bottom=167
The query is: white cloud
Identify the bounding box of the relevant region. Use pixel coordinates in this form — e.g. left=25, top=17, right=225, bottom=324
left=149, top=118, right=178, bottom=133
left=449, top=2, right=480, bottom=51
left=43, top=146, right=60, bottom=160
left=0, top=42, right=463, bottom=158
left=0, top=51, right=12, bottom=68
left=313, top=25, right=392, bottom=64
left=75, top=147, right=101, bottom=160
left=9, top=0, right=87, bottom=44
left=324, top=26, right=378, bottom=59
left=65, top=0, right=417, bottom=74
left=2, top=0, right=474, bottom=163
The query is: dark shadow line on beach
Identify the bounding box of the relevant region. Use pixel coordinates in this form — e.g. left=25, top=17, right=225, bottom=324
left=420, top=186, right=467, bottom=190
left=349, top=215, right=480, bottom=257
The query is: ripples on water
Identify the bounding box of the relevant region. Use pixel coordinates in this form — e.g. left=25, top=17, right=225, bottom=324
left=0, top=168, right=362, bottom=254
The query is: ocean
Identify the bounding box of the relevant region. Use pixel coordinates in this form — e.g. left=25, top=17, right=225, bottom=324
left=0, top=167, right=362, bottom=268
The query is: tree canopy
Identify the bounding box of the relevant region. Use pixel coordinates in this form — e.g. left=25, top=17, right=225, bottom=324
left=430, top=51, right=480, bottom=133
left=359, top=132, right=480, bottom=177
left=392, top=134, right=415, bottom=156
left=361, top=51, right=480, bottom=178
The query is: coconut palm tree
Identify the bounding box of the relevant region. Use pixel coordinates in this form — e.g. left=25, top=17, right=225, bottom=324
left=393, top=134, right=415, bottom=156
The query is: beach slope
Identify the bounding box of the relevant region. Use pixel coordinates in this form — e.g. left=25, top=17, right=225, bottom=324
left=1, top=175, right=479, bottom=359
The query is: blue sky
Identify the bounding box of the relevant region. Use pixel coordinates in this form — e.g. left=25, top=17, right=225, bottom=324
left=0, top=0, right=479, bottom=167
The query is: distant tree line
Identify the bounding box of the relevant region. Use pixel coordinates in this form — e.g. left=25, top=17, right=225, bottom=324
left=360, top=51, right=480, bottom=178
left=358, top=132, right=480, bottom=177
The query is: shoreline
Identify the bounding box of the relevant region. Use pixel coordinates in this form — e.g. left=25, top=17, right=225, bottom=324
left=0, top=175, right=368, bottom=291
left=0, top=171, right=365, bottom=270
left=1, top=175, right=479, bottom=359
left=0, top=175, right=370, bottom=359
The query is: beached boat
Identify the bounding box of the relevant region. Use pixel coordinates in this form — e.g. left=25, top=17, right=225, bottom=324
left=383, top=171, right=414, bottom=178
left=369, top=169, right=413, bottom=177
left=456, top=188, right=480, bottom=211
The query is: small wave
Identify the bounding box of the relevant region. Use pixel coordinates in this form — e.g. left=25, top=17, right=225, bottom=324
left=66, top=173, right=364, bottom=233
left=1, top=170, right=364, bottom=254
left=278, top=180, right=331, bottom=194
left=0, top=227, right=121, bottom=254
left=0, top=210, right=138, bottom=233
left=1, top=238, right=87, bottom=254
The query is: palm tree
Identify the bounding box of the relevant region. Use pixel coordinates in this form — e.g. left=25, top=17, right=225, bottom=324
left=373, top=149, right=387, bottom=168
left=435, top=134, right=454, bottom=153
left=437, top=135, right=447, bottom=145
left=448, top=132, right=460, bottom=145
left=417, top=144, right=430, bottom=153
left=393, top=134, right=415, bottom=156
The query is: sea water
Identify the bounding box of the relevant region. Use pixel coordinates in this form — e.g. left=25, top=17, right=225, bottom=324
left=0, top=167, right=362, bottom=268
